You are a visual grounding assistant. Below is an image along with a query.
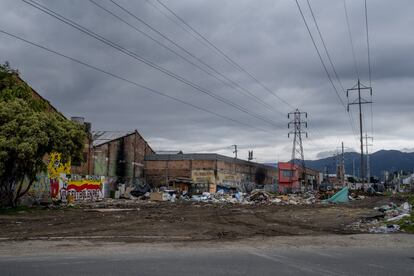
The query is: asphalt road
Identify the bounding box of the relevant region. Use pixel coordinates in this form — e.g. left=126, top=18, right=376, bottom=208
left=1, top=246, right=413, bottom=275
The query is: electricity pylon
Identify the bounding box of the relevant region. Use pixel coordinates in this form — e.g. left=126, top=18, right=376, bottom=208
left=288, top=109, right=308, bottom=190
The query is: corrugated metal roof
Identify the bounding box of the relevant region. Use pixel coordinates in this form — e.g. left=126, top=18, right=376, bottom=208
left=155, top=150, right=183, bottom=155
left=92, top=131, right=135, bottom=147
left=145, top=153, right=276, bottom=170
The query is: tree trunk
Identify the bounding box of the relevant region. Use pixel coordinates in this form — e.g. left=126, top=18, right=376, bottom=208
left=13, top=179, right=34, bottom=207
left=0, top=180, right=15, bottom=208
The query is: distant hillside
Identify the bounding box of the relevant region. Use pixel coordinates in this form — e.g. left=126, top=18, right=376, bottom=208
left=304, top=150, right=414, bottom=177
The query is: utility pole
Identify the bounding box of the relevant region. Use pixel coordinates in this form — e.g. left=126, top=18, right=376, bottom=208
left=232, top=144, right=238, bottom=159
left=347, top=79, right=372, bottom=184
left=339, top=142, right=345, bottom=187
left=365, top=134, right=373, bottom=183
left=333, top=152, right=339, bottom=187
left=248, top=150, right=253, bottom=161
left=288, top=109, right=308, bottom=191
left=342, top=142, right=345, bottom=184
left=336, top=142, right=352, bottom=187
left=353, top=158, right=355, bottom=178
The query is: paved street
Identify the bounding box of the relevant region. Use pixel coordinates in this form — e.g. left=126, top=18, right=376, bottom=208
left=1, top=242, right=413, bottom=275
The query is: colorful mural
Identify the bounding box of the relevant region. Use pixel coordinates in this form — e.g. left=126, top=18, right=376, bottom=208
left=26, top=152, right=105, bottom=203
left=60, top=177, right=104, bottom=202
left=47, top=152, right=71, bottom=179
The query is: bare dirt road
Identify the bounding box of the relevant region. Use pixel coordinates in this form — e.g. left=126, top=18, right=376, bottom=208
left=0, top=196, right=394, bottom=242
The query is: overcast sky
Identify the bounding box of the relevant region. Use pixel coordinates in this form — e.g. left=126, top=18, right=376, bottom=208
left=1, top=0, right=413, bottom=162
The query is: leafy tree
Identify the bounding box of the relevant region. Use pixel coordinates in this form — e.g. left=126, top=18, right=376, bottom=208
left=0, top=63, right=86, bottom=207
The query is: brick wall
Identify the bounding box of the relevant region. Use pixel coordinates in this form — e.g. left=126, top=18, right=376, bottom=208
left=93, top=131, right=154, bottom=184
left=145, top=157, right=277, bottom=189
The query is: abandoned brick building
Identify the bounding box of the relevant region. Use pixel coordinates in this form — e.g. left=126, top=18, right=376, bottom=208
left=92, top=131, right=154, bottom=185
left=145, top=153, right=278, bottom=193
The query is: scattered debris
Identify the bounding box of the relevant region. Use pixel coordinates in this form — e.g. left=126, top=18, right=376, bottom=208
left=369, top=224, right=400, bottom=233
left=248, top=190, right=271, bottom=203
left=387, top=213, right=410, bottom=222
left=149, top=192, right=168, bottom=202
left=130, top=184, right=150, bottom=198
left=350, top=201, right=413, bottom=233
left=83, top=208, right=135, bottom=212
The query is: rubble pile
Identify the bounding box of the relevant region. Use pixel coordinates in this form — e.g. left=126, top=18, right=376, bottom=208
left=374, top=201, right=411, bottom=224
left=142, top=189, right=321, bottom=205
left=348, top=201, right=412, bottom=233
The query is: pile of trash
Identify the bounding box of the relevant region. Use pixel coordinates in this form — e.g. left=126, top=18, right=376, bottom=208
left=369, top=202, right=412, bottom=233
left=189, top=190, right=319, bottom=205
left=345, top=201, right=412, bottom=234
left=375, top=202, right=411, bottom=222
left=142, top=189, right=320, bottom=205
left=191, top=191, right=245, bottom=204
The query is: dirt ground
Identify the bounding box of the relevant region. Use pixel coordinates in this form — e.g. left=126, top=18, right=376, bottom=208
left=0, top=196, right=398, bottom=243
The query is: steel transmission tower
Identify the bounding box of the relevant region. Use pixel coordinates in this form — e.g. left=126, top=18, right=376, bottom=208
left=347, top=79, right=372, bottom=183
left=288, top=109, right=308, bottom=189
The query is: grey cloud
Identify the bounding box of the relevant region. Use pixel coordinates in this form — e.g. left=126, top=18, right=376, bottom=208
left=0, top=0, right=412, bottom=163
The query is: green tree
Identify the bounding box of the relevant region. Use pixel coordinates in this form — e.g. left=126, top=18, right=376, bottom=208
left=0, top=63, right=86, bottom=207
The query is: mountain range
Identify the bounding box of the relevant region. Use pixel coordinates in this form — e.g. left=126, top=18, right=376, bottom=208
left=266, top=150, right=414, bottom=178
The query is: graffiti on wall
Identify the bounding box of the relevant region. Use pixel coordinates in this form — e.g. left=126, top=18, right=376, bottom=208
left=26, top=152, right=105, bottom=202
left=217, top=172, right=242, bottom=188
left=60, top=177, right=104, bottom=202
left=47, top=152, right=71, bottom=179
left=191, top=170, right=215, bottom=184
left=27, top=172, right=51, bottom=201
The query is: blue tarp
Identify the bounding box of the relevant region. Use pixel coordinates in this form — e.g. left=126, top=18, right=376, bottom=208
left=326, top=187, right=349, bottom=203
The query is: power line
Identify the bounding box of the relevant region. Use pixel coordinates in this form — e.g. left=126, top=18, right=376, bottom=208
left=365, top=0, right=374, bottom=142
left=95, top=0, right=285, bottom=118
left=22, top=0, right=284, bottom=129
left=19, top=0, right=334, bottom=157
left=306, top=0, right=346, bottom=93
left=295, top=0, right=346, bottom=109
left=0, top=28, right=274, bottom=135
left=295, top=0, right=360, bottom=149
left=304, top=0, right=360, bottom=146
left=149, top=0, right=331, bottom=142
left=305, top=0, right=360, bottom=144
left=343, top=0, right=360, bottom=80
left=89, top=0, right=278, bottom=115
left=364, top=0, right=372, bottom=86
left=154, top=0, right=331, bottom=142
left=153, top=0, right=295, bottom=109
left=145, top=0, right=212, bottom=50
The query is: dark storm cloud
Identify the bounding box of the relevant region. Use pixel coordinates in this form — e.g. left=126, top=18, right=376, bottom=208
left=1, top=0, right=413, bottom=162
